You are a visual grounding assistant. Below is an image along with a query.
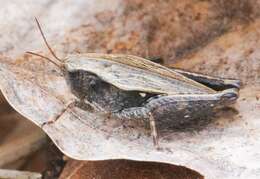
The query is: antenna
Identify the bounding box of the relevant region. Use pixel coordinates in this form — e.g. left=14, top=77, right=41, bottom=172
left=26, top=51, right=61, bottom=68
left=34, top=17, right=62, bottom=62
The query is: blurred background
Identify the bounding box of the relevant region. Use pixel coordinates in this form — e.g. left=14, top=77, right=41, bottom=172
left=0, top=0, right=259, bottom=178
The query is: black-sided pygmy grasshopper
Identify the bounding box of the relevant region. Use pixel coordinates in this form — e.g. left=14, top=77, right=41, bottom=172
left=27, top=18, right=240, bottom=149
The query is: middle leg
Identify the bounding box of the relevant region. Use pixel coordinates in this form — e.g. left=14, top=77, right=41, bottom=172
left=112, top=107, right=161, bottom=149
left=149, top=112, right=160, bottom=149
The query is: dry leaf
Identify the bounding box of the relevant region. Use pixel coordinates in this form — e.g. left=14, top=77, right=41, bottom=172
left=0, top=169, right=41, bottom=179
left=0, top=1, right=260, bottom=179
left=0, top=39, right=259, bottom=179
left=0, top=100, right=46, bottom=168
left=59, top=160, right=203, bottom=179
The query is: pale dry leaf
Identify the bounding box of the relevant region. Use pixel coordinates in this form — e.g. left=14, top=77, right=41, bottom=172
left=0, top=1, right=260, bottom=179
left=0, top=169, right=41, bottom=179
left=0, top=46, right=259, bottom=179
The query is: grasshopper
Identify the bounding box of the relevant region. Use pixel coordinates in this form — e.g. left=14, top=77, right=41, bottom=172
left=27, top=18, right=240, bottom=149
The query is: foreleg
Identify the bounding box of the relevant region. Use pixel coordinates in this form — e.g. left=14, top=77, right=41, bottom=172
left=42, top=100, right=77, bottom=127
